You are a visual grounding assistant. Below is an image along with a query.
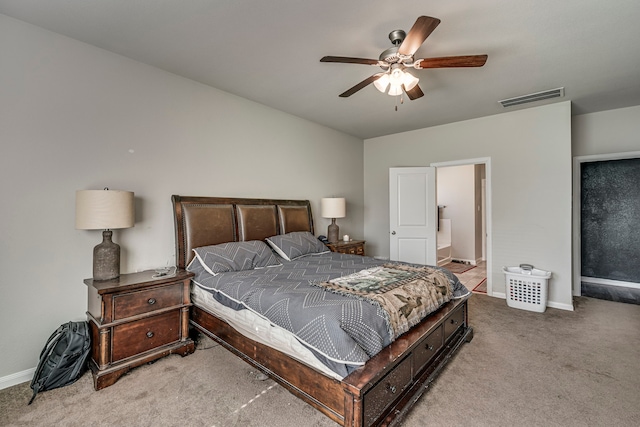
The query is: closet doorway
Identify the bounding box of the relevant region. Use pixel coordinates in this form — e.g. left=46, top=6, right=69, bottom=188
left=573, top=151, right=640, bottom=303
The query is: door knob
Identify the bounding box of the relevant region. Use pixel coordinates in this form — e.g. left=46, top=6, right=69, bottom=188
left=391, top=231, right=396, bottom=235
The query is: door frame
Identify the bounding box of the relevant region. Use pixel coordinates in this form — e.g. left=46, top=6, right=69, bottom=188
left=572, top=150, right=640, bottom=296
left=431, top=157, right=493, bottom=296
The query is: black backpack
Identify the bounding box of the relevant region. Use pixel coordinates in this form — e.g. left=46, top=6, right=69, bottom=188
left=29, top=321, right=91, bottom=405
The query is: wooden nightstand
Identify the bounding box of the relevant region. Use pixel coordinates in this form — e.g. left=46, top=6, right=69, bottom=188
left=326, top=240, right=366, bottom=256
left=85, top=269, right=195, bottom=390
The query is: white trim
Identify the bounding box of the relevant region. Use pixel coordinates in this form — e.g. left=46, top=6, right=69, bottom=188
left=572, top=150, right=640, bottom=297
left=0, top=367, right=34, bottom=390
left=483, top=292, right=573, bottom=312
left=547, top=301, right=575, bottom=311
left=581, top=276, right=640, bottom=290
left=431, top=157, right=493, bottom=297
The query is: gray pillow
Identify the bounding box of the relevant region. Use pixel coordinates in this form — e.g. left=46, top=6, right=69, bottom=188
left=266, top=231, right=329, bottom=261
left=193, top=240, right=280, bottom=275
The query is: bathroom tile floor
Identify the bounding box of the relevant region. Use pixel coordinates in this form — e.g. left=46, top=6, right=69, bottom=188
left=455, top=261, right=487, bottom=293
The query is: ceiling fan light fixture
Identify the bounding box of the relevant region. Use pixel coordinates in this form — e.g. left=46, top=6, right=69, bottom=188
left=388, top=84, right=403, bottom=96
left=379, top=68, right=418, bottom=96
left=389, top=68, right=404, bottom=86
left=401, top=71, right=419, bottom=91
left=374, top=74, right=390, bottom=93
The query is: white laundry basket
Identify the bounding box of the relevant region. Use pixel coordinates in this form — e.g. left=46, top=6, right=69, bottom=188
left=502, top=264, right=551, bottom=313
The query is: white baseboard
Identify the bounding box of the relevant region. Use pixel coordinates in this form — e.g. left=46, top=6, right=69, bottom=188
left=547, top=300, right=574, bottom=311
left=0, top=367, right=34, bottom=391
left=486, top=292, right=574, bottom=311
left=437, top=256, right=452, bottom=266
left=581, top=276, right=640, bottom=290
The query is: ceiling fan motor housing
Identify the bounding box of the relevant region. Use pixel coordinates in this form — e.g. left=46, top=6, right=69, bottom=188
left=388, top=29, right=406, bottom=46
left=380, top=29, right=415, bottom=67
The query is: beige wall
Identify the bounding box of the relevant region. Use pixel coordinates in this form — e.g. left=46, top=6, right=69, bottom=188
left=572, top=105, right=640, bottom=156
left=0, top=15, right=364, bottom=382
left=363, top=102, right=573, bottom=310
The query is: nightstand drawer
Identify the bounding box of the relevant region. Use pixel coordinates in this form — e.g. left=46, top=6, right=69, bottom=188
left=112, top=311, right=181, bottom=362
left=113, top=282, right=183, bottom=321
left=343, top=245, right=364, bottom=255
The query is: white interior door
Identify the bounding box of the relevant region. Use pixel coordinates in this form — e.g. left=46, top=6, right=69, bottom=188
left=389, top=167, right=437, bottom=265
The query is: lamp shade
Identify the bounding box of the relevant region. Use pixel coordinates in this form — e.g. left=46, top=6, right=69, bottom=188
left=76, top=189, right=135, bottom=230
left=321, top=198, right=346, bottom=219
left=374, top=73, right=390, bottom=93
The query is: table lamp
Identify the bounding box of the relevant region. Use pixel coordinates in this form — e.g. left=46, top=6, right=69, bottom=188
left=321, top=197, right=346, bottom=243
left=76, top=189, right=135, bottom=280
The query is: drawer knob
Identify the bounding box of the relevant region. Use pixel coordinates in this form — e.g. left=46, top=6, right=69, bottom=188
left=387, top=384, right=397, bottom=394
left=146, top=331, right=154, bottom=338
left=426, top=343, right=434, bottom=351
left=147, top=298, right=156, bottom=305
left=450, top=319, right=459, bottom=325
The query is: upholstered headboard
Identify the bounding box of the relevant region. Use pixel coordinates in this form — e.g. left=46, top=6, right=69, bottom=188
left=172, top=195, right=314, bottom=268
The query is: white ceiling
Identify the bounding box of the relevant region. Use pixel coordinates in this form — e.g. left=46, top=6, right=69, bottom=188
left=2, top=0, right=640, bottom=139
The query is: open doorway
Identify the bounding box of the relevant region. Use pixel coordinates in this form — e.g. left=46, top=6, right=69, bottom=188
left=573, top=151, right=640, bottom=304
left=433, top=158, right=491, bottom=295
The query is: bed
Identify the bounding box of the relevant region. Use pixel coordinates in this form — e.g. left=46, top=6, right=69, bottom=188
left=172, top=195, right=473, bottom=427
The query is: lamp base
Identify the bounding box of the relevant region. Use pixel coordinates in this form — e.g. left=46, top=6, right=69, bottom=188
left=328, top=219, right=339, bottom=244
left=93, top=230, right=120, bottom=281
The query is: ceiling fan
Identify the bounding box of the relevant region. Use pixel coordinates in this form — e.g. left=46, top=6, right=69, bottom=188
left=320, top=16, right=488, bottom=101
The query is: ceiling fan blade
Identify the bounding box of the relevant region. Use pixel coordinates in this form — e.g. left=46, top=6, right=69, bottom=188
left=339, top=74, right=383, bottom=97
left=416, top=55, right=488, bottom=69
left=321, top=56, right=380, bottom=65
left=398, top=16, right=441, bottom=56
left=404, top=84, right=424, bottom=100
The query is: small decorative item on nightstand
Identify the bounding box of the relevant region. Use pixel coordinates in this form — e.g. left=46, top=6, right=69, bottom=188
left=85, top=269, right=195, bottom=390
left=326, top=239, right=366, bottom=256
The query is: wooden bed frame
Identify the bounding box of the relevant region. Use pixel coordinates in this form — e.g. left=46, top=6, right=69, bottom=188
left=172, top=195, right=473, bottom=427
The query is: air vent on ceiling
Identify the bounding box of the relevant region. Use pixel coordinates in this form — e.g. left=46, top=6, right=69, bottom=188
left=499, top=87, right=565, bottom=108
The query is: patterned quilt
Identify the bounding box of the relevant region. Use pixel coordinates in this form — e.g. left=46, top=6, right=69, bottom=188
left=188, top=252, right=469, bottom=376
left=314, top=263, right=453, bottom=339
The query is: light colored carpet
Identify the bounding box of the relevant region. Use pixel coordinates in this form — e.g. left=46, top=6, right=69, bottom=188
left=1, top=295, right=639, bottom=427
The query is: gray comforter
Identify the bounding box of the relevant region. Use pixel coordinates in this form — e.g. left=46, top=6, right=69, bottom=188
left=188, top=252, right=469, bottom=376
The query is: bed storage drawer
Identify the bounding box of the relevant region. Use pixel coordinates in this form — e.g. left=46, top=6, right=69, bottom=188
left=413, top=324, right=444, bottom=373
left=444, top=303, right=465, bottom=342
left=363, top=356, right=412, bottom=426
left=111, top=310, right=181, bottom=362
left=112, top=283, right=183, bottom=321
